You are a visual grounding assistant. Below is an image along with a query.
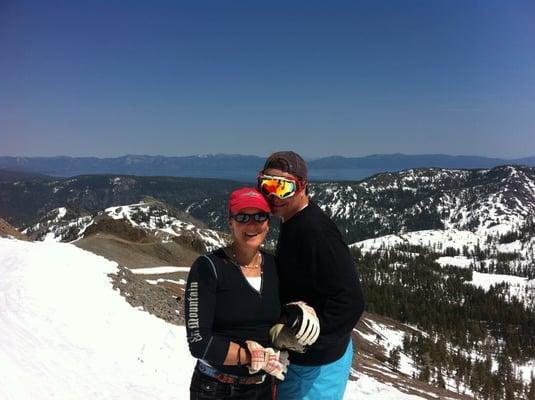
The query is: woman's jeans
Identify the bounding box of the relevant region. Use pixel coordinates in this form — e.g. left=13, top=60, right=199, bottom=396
left=190, top=369, right=273, bottom=400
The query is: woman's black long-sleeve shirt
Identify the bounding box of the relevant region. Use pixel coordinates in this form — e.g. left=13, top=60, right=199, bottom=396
left=276, top=201, right=365, bottom=366
left=185, top=248, right=280, bottom=376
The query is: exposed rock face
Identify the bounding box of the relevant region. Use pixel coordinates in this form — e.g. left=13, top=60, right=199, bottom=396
left=171, top=231, right=207, bottom=254
left=0, top=217, right=30, bottom=241
left=108, top=266, right=184, bottom=326
left=84, top=216, right=151, bottom=243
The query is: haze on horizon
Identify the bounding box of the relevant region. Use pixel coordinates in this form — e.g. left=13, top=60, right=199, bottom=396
left=1, top=1, right=534, bottom=159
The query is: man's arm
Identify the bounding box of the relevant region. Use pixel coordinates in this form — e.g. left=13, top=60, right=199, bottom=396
left=311, top=232, right=365, bottom=335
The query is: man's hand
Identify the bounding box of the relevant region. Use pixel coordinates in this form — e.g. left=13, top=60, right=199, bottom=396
left=245, top=341, right=288, bottom=380
left=283, top=302, right=320, bottom=346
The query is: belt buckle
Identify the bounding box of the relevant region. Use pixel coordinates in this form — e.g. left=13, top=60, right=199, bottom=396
left=216, top=374, right=236, bottom=384
left=240, top=374, right=266, bottom=385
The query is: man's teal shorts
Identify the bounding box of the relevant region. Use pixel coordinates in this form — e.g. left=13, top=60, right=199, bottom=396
left=276, top=340, right=353, bottom=400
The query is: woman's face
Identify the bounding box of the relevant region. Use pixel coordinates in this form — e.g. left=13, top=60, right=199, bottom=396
left=229, top=207, right=269, bottom=249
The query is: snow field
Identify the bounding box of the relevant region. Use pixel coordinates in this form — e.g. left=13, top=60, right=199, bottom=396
left=0, top=238, right=196, bottom=400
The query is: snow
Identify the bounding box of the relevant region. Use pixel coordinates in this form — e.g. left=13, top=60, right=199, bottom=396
left=130, top=266, right=190, bottom=274
left=519, top=360, right=535, bottom=383
left=345, top=374, right=423, bottom=399
left=0, top=238, right=196, bottom=400
left=146, top=278, right=187, bottom=285
left=0, top=237, right=432, bottom=400
left=353, top=229, right=484, bottom=254
left=468, top=271, right=535, bottom=296
left=57, top=207, right=67, bottom=219
left=435, top=256, right=474, bottom=268
left=361, top=320, right=417, bottom=378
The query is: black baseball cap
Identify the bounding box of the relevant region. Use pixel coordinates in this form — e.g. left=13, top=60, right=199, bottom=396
left=262, top=151, right=308, bottom=180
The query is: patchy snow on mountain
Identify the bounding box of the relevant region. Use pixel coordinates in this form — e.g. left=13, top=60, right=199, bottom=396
left=467, top=272, right=535, bottom=307
left=345, top=374, right=424, bottom=400
left=353, top=317, right=474, bottom=398
left=353, top=228, right=535, bottom=310
left=23, top=207, right=93, bottom=242
left=354, top=228, right=534, bottom=272
left=23, top=199, right=228, bottom=251
left=104, top=201, right=227, bottom=250
left=310, top=165, right=535, bottom=244
left=353, top=229, right=484, bottom=253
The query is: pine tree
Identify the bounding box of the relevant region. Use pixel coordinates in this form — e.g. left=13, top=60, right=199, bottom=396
left=388, top=347, right=401, bottom=371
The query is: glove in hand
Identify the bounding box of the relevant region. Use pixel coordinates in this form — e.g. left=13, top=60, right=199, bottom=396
left=269, top=323, right=306, bottom=353
left=283, top=302, right=321, bottom=346
left=245, top=340, right=287, bottom=380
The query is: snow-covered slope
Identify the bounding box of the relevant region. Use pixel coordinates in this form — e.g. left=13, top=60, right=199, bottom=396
left=0, top=238, right=196, bottom=399
left=0, top=237, right=429, bottom=399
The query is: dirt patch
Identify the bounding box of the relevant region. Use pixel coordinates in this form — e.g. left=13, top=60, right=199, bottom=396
left=75, top=233, right=199, bottom=268
left=171, top=230, right=207, bottom=253
left=0, top=217, right=30, bottom=241
left=83, top=216, right=152, bottom=243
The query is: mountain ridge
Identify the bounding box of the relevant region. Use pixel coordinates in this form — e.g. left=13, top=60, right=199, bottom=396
left=1, top=154, right=534, bottom=181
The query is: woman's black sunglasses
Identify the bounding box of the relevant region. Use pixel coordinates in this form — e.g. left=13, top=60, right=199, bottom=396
left=231, top=212, right=270, bottom=224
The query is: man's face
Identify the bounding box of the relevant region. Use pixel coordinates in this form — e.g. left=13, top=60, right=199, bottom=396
left=261, top=168, right=308, bottom=221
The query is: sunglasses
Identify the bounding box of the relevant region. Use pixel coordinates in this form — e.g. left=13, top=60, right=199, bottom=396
left=258, top=174, right=302, bottom=199
left=231, top=212, right=270, bottom=224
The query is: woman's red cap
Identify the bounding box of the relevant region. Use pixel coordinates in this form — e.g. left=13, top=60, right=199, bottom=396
left=228, top=187, right=271, bottom=214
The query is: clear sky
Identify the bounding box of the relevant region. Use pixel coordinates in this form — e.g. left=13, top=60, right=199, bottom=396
left=1, top=0, right=534, bottom=159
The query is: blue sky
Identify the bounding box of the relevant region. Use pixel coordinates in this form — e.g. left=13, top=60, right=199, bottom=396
left=1, top=0, right=534, bottom=158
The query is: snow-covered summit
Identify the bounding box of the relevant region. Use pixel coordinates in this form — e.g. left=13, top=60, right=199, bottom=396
left=23, top=198, right=228, bottom=251
left=311, top=165, right=535, bottom=242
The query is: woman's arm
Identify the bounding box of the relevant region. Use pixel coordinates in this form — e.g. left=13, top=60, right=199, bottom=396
left=185, top=256, right=252, bottom=366
left=185, top=256, right=230, bottom=364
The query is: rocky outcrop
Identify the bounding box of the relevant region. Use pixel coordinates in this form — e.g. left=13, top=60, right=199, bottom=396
left=108, top=266, right=184, bottom=325
left=0, top=217, right=30, bottom=241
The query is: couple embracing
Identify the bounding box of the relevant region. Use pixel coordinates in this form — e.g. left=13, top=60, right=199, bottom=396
left=185, top=151, right=365, bottom=400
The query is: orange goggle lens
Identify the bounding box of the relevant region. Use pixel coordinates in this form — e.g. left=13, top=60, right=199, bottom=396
left=258, top=175, right=298, bottom=199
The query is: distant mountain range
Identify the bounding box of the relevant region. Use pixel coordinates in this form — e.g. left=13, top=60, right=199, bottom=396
left=1, top=154, right=534, bottom=181
left=2, top=165, right=534, bottom=245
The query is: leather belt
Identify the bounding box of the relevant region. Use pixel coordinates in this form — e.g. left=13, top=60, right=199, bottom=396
left=196, top=362, right=266, bottom=385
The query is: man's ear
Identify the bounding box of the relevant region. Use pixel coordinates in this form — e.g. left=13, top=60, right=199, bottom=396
left=300, top=179, right=309, bottom=195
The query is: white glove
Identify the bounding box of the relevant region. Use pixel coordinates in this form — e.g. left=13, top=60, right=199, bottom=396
left=269, top=323, right=306, bottom=353
left=287, top=301, right=320, bottom=346
left=245, top=340, right=288, bottom=380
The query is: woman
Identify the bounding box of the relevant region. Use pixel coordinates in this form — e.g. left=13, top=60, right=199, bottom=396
left=185, top=187, right=286, bottom=399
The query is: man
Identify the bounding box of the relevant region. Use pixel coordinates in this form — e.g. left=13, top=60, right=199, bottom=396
left=258, top=151, right=365, bottom=400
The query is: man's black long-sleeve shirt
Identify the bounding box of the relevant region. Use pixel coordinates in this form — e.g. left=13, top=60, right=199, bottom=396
left=185, top=248, right=280, bottom=376
left=276, top=201, right=365, bottom=366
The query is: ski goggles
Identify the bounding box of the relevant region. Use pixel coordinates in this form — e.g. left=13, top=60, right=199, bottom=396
left=257, top=174, right=303, bottom=199
left=231, top=212, right=270, bottom=224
